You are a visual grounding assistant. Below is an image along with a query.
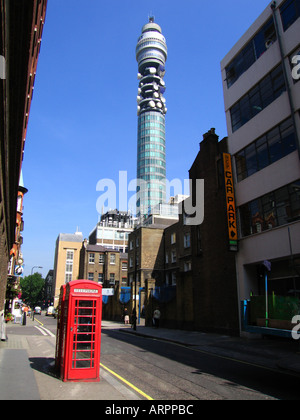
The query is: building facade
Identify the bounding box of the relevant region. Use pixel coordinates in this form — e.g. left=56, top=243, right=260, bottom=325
left=128, top=129, right=239, bottom=334
left=136, top=17, right=168, bottom=218
left=79, top=242, right=128, bottom=321
left=0, top=0, right=47, bottom=315
left=52, top=232, right=83, bottom=306
left=221, top=0, right=300, bottom=331
left=79, top=242, right=128, bottom=288
left=89, top=210, right=135, bottom=253
left=188, top=130, right=239, bottom=334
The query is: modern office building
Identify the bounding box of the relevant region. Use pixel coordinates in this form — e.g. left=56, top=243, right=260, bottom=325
left=88, top=210, right=136, bottom=253
left=136, top=17, right=168, bottom=218
left=221, top=0, right=300, bottom=331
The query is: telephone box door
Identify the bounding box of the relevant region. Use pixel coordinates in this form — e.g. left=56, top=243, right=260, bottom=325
left=67, top=296, right=101, bottom=381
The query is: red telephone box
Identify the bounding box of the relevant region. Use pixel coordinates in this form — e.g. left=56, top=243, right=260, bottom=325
left=55, top=280, right=102, bottom=382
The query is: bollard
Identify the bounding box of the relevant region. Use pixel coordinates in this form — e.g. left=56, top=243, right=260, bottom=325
left=1, top=312, right=6, bottom=341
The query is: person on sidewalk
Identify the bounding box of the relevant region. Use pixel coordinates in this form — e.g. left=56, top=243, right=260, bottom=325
left=153, top=308, right=161, bottom=328
left=123, top=307, right=130, bottom=325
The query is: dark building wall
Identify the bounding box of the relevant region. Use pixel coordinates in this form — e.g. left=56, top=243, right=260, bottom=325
left=189, top=129, right=239, bottom=335
left=0, top=0, right=47, bottom=312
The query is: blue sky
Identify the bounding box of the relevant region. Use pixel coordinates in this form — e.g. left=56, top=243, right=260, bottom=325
left=21, top=0, right=272, bottom=277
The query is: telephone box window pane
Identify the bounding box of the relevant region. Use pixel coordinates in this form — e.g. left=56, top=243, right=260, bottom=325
left=77, top=324, right=94, bottom=333
left=76, top=333, right=94, bottom=341
left=75, top=342, right=92, bottom=350
left=78, top=300, right=93, bottom=307
left=78, top=308, right=93, bottom=316
left=76, top=360, right=93, bottom=369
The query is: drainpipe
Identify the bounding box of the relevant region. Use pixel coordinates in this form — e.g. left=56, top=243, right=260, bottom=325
left=271, top=1, right=300, bottom=159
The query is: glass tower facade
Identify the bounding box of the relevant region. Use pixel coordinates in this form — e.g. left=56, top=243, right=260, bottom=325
left=136, top=18, right=167, bottom=217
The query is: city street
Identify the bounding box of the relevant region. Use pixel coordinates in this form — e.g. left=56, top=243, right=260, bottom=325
left=101, top=328, right=300, bottom=400
left=9, top=315, right=300, bottom=401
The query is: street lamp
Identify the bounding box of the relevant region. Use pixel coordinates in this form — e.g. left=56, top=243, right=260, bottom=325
left=31, top=266, right=43, bottom=275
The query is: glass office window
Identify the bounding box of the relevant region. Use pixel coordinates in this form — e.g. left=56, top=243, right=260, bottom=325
left=234, top=118, right=296, bottom=181
left=280, top=0, right=300, bottom=31
left=230, top=65, right=286, bottom=133
left=225, top=18, right=276, bottom=88
left=240, top=180, right=300, bottom=236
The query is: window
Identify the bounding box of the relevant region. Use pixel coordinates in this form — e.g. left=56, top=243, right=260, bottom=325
left=184, top=233, right=191, bottom=248
left=89, top=253, right=95, bottom=264
left=65, top=250, right=74, bottom=283
left=239, top=180, right=300, bottom=236
left=66, top=250, right=74, bottom=261
left=109, top=273, right=115, bottom=284
left=235, top=118, right=296, bottom=181
left=99, top=254, right=105, bottom=264
left=122, top=261, right=127, bottom=271
left=171, top=232, right=176, bottom=244
left=280, top=0, right=300, bottom=31
left=110, top=254, right=116, bottom=265
left=230, top=65, right=286, bottom=132
left=171, top=250, right=176, bottom=263
left=88, top=272, right=94, bottom=281
left=184, top=261, right=192, bottom=272
left=98, top=273, right=103, bottom=284
left=225, top=18, right=276, bottom=88
left=171, top=272, right=177, bottom=286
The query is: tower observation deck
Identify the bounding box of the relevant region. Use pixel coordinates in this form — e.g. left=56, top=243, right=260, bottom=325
left=136, top=17, right=167, bottom=218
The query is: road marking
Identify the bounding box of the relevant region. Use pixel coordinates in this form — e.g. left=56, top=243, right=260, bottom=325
left=100, top=363, right=154, bottom=400
left=40, top=326, right=55, bottom=337
left=34, top=318, right=44, bottom=326
left=35, top=326, right=48, bottom=336
left=34, top=324, right=56, bottom=337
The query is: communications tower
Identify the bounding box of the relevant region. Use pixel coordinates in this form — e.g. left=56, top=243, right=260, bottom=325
left=136, top=17, right=167, bottom=218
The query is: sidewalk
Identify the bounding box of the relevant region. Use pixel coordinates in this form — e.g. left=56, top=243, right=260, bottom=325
left=1, top=318, right=300, bottom=400
left=0, top=317, right=140, bottom=400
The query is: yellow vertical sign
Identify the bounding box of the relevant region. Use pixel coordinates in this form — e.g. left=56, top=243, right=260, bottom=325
left=223, top=153, right=238, bottom=243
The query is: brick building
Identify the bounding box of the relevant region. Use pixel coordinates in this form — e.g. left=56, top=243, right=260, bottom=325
left=79, top=241, right=128, bottom=288
left=128, top=129, right=240, bottom=335
left=0, top=0, right=47, bottom=315
left=188, top=129, right=239, bottom=335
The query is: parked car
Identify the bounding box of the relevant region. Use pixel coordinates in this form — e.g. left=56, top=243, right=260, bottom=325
left=53, top=307, right=58, bottom=319
left=34, top=306, right=41, bottom=315
left=46, top=306, right=55, bottom=316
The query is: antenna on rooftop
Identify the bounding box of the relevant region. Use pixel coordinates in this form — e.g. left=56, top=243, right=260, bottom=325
left=148, top=12, right=155, bottom=22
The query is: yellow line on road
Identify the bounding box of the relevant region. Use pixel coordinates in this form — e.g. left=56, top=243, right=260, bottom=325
left=34, top=318, right=44, bottom=327
left=100, top=363, right=154, bottom=400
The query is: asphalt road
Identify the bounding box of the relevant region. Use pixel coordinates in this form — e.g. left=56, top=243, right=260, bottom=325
left=28, top=315, right=300, bottom=400
left=101, top=329, right=300, bottom=400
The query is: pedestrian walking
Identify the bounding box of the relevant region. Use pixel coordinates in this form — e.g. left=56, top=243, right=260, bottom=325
left=153, top=307, right=161, bottom=328
left=124, top=307, right=129, bottom=325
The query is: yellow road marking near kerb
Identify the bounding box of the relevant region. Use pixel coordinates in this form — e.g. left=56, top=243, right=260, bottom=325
left=34, top=318, right=44, bottom=326
left=100, top=363, right=154, bottom=400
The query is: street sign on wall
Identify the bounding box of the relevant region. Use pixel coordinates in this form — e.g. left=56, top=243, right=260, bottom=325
left=223, top=153, right=238, bottom=251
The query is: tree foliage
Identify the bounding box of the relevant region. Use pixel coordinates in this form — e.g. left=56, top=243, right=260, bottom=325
left=20, top=273, right=45, bottom=307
